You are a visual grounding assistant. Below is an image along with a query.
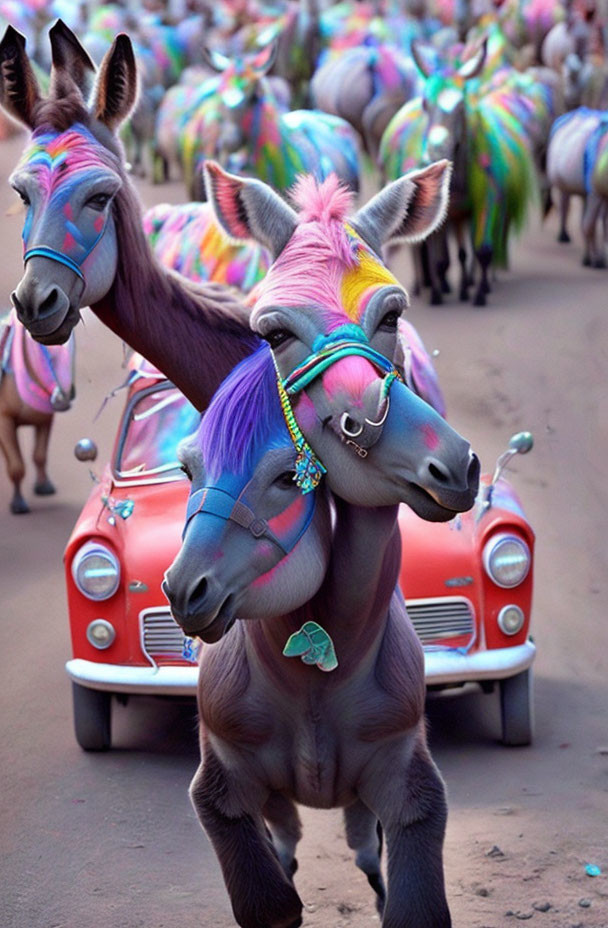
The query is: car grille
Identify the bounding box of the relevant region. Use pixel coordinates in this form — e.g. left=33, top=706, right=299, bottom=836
left=406, top=597, right=476, bottom=649
left=141, top=597, right=476, bottom=665
left=141, top=609, right=194, bottom=666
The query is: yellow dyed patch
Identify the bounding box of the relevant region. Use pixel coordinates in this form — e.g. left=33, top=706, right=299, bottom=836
left=340, top=225, right=399, bottom=321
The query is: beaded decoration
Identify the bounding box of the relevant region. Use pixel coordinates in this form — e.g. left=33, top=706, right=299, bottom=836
left=276, top=373, right=327, bottom=494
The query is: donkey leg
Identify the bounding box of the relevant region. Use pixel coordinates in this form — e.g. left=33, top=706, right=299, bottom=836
left=473, top=245, right=492, bottom=306
left=360, top=736, right=451, bottom=928
left=557, top=191, right=571, bottom=243
left=344, top=799, right=386, bottom=915
left=189, top=748, right=303, bottom=928
left=32, top=419, right=56, bottom=495
left=263, top=792, right=302, bottom=878
left=0, top=414, right=29, bottom=513
left=582, top=194, right=606, bottom=268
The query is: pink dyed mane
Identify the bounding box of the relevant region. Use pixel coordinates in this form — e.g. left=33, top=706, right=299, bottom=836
left=253, top=174, right=360, bottom=318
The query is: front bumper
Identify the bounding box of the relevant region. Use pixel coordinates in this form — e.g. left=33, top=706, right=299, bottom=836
left=67, top=639, right=536, bottom=696
left=424, top=639, right=536, bottom=685
left=66, top=659, right=199, bottom=696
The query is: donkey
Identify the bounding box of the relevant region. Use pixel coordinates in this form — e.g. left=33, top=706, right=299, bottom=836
left=0, top=20, right=259, bottom=414
left=162, top=340, right=477, bottom=928
left=185, top=41, right=360, bottom=200
left=310, top=42, right=421, bottom=158
left=0, top=310, right=75, bottom=513
left=381, top=38, right=542, bottom=304
left=547, top=107, right=608, bottom=266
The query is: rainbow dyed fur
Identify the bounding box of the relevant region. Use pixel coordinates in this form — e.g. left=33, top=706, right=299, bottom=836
left=379, top=40, right=551, bottom=303
left=179, top=46, right=360, bottom=200
left=143, top=202, right=270, bottom=293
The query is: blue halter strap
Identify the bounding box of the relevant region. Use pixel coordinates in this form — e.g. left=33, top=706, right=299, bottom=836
left=23, top=247, right=85, bottom=281
left=281, top=324, right=402, bottom=396
left=183, top=483, right=316, bottom=554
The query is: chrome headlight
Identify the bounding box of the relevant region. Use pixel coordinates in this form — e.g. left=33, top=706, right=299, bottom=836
left=86, top=619, right=116, bottom=649
left=483, top=534, right=530, bottom=588
left=72, top=542, right=120, bottom=601
left=497, top=604, right=525, bottom=636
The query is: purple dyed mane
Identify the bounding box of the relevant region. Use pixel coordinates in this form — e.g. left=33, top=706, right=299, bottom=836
left=199, top=344, right=286, bottom=481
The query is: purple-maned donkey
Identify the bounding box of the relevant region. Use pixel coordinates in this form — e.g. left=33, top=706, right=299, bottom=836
left=163, top=163, right=480, bottom=928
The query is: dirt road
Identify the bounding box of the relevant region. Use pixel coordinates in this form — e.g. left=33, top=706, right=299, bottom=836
left=1, top=130, right=607, bottom=928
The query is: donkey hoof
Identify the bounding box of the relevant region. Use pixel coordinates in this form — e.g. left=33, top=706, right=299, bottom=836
left=582, top=255, right=592, bottom=267
left=593, top=257, right=607, bottom=269
left=10, top=496, right=30, bottom=515
left=34, top=479, right=56, bottom=496
left=430, top=290, right=443, bottom=306
left=473, top=292, right=487, bottom=307
left=557, top=231, right=571, bottom=244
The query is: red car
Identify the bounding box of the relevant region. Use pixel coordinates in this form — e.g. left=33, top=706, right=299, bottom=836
left=65, top=364, right=535, bottom=751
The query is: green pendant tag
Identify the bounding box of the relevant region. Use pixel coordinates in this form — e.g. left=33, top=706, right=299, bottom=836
left=283, top=621, right=338, bottom=672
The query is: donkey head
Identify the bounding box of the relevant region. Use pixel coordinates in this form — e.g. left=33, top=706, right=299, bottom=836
left=0, top=21, right=138, bottom=343
left=412, top=38, right=488, bottom=165
left=204, top=42, right=277, bottom=160
left=204, top=161, right=479, bottom=516
left=162, top=347, right=333, bottom=641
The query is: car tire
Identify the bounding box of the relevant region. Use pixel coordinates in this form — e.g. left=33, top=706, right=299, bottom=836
left=499, top=668, right=534, bottom=746
left=72, top=682, right=112, bottom=751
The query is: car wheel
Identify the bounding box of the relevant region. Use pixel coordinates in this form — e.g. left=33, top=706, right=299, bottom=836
left=499, top=668, right=534, bottom=746
left=72, top=682, right=112, bottom=751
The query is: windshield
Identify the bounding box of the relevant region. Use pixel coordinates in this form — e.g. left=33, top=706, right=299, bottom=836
left=115, top=385, right=200, bottom=482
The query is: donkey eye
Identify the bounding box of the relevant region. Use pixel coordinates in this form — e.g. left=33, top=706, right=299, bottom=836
left=379, top=310, right=400, bottom=330
left=274, top=470, right=296, bottom=489
left=86, top=193, right=112, bottom=211
left=264, top=329, right=292, bottom=349
left=180, top=463, right=193, bottom=481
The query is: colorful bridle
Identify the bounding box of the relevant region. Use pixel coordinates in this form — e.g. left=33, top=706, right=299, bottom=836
left=275, top=324, right=403, bottom=494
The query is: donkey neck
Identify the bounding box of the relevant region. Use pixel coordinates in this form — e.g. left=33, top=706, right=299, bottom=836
left=246, top=500, right=401, bottom=684
left=91, top=181, right=259, bottom=412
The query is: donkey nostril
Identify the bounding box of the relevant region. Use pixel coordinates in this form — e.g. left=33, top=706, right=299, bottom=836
left=467, top=453, right=481, bottom=488
left=428, top=460, right=450, bottom=483
left=190, top=576, right=208, bottom=611
left=340, top=413, right=363, bottom=438
left=39, top=288, right=59, bottom=318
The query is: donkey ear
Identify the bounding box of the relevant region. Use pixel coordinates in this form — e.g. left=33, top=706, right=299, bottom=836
left=93, top=34, right=137, bottom=130
left=411, top=39, right=434, bottom=79
left=202, top=46, right=231, bottom=73
left=49, top=20, right=96, bottom=102
left=458, top=37, right=488, bottom=80
left=251, top=40, right=277, bottom=75
left=350, top=160, right=452, bottom=252
left=0, top=25, right=41, bottom=128
left=204, top=160, right=298, bottom=258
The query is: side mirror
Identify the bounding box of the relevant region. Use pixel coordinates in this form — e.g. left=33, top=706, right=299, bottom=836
left=74, top=438, right=98, bottom=462
left=508, top=431, right=534, bottom=455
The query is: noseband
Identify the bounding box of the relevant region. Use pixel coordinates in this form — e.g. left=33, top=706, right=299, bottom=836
left=183, top=483, right=315, bottom=555
left=275, top=324, right=403, bottom=493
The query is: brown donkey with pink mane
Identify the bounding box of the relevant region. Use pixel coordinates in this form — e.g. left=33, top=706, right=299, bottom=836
left=0, top=20, right=259, bottom=413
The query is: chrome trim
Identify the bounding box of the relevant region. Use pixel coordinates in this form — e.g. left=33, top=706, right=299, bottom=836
left=424, top=639, right=536, bottom=684
left=66, top=658, right=198, bottom=695
left=66, top=640, right=536, bottom=695
left=482, top=533, right=531, bottom=589
left=406, top=596, right=476, bottom=649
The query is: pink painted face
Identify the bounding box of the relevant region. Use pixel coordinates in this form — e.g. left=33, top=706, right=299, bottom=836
left=10, top=125, right=122, bottom=342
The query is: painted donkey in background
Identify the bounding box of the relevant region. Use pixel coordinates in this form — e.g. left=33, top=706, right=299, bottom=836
left=163, top=163, right=479, bottom=928
left=0, top=20, right=259, bottom=414
left=0, top=310, right=75, bottom=513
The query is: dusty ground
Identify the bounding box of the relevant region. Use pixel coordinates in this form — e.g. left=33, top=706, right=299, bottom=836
left=0, top=129, right=607, bottom=928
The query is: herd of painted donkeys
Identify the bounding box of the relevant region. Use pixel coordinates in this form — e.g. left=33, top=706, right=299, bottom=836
left=0, top=3, right=597, bottom=925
